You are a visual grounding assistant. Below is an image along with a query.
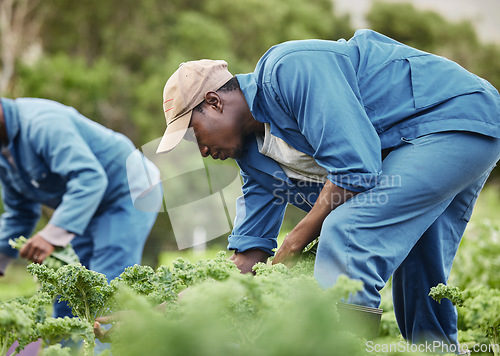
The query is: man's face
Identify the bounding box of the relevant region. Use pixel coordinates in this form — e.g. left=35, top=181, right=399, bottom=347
left=189, top=104, right=245, bottom=160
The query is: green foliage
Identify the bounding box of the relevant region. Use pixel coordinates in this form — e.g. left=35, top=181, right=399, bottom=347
left=449, top=219, right=500, bottom=289
left=0, top=299, right=33, bottom=355
left=111, top=264, right=178, bottom=305
left=429, top=283, right=465, bottom=308
left=9, top=236, right=80, bottom=270
left=367, top=2, right=478, bottom=54
left=430, top=284, right=500, bottom=356
left=26, top=264, right=115, bottom=355
left=461, top=287, right=500, bottom=354
left=36, top=317, right=94, bottom=347
left=170, top=251, right=240, bottom=288
left=0, top=291, right=54, bottom=355
left=41, top=344, right=73, bottom=356
left=27, top=264, right=115, bottom=324
left=108, top=257, right=366, bottom=356
left=15, top=55, right=135, bottom=138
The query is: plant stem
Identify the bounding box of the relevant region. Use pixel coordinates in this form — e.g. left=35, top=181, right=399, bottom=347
left=492, top=330, right=499, bottom=356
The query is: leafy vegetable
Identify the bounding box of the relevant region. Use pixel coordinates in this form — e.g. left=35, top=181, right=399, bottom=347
left=429, top=283, right=465, bottom=307
left=111, top=264, right=178, bottom=305
left=28, top=264, right=115, bottom=324
left=430, top=283, right=500, bottom=356
left=27, top=264, right=116, bottom=356
left=0, top=299, right=33, bottom=356
left=0, top=290, right=57, bottom=355
left=9, top=236, right=80, bottom=269
left=37, top=316, right=94, bottom=346
left=108, top=255, right=366, bottom=356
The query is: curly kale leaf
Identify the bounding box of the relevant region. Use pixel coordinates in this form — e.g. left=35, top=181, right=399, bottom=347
left=111, top=264, right=156, bottom=296
left=0, top=299, right=34, bottom=355
left=429, top=283, right=465, bottom=307
left=37, top=316, right=94, bottom=346
left=430, top=284, right=500, bottom=356
left=0, top=290, right=56, bottom=355
left=171, top=251, right=239, bottom=288
left=28, top=263, right=116, bottom=324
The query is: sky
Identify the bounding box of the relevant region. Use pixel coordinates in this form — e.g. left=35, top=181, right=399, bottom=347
left=334, top=0, right=500, bottom=44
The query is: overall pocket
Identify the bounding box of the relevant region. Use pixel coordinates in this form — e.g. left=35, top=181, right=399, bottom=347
left=407, top=54, right=485, bottom=110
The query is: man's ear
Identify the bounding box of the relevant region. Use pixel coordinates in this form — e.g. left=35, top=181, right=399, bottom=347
left=204, top=91, right=223, bottom=112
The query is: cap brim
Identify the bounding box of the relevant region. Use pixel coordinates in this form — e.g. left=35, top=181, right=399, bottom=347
left=156, top=111, right=192, bottom=154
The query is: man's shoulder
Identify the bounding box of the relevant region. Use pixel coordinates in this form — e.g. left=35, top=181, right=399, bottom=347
left=260, top=39, right=348, bottom=66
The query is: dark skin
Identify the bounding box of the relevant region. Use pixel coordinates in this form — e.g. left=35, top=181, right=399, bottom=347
left=189, top=88, right=357, bottom=272
left=0, top=102, right=55, bottom=268
left=94, top=87, right=357, bottom=341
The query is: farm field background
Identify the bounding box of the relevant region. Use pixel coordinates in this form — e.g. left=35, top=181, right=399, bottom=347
left=1, top=184, right=499, bottom=356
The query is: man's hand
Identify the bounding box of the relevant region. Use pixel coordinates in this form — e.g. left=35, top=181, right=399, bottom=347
left=94, top=313, right=126, bottom=343
left=272, top=234, right=304, bottom=268
left=229, top=249, right=269, bottom=274
left=19, top=233, right=55, bottom=264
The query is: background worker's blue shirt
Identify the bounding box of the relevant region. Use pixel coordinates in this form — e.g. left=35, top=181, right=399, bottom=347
left=0, top=98, right=152, bottom=256
left=229, top=29, right=500, bottom=254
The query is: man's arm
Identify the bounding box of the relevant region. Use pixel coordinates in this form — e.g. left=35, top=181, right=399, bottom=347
left=227, top=151, right=289, bottom=272
left=272, top=180, right=357, bottom=266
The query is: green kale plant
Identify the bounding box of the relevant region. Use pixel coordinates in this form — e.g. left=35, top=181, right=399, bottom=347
left=0, top=299, right=33, bottom=356
left=106, top=254, right=367, bottom=356
left=0, top=291, right=65, bottom=355
left=430, top=283, right=500, bottom=356
left=110, top=264, right=179, bottom=305
left=27, top=263, right=116, bottom=355
left=28, top=264, right=116, bottom=324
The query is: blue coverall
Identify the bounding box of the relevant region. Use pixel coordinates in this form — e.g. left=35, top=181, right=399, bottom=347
left=0, top=97, right=161, bottom=318
left=228, top=30, right=500, bottom=345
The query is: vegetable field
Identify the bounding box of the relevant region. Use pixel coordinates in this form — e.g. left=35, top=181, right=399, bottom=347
left=1, top=186, right=499, bottom=356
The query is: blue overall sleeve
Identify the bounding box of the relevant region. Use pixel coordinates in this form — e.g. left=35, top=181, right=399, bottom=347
left=271, top=50, right=382, bottom=192
left=28, top=113, right=108, bottom=235
left=0, top=183, right=41, bottom=256
left=227, top=169, right=287, bottom=255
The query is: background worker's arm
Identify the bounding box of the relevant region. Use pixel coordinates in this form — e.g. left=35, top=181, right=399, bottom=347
left=27, top=111, right=109, bottom=237
left=273, top=180, right=357, bottom=266
left=0, top=183, right=42, bottom=274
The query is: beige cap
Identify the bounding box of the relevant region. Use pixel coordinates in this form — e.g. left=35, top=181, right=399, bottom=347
left=156, top=59, right=233, bottom=154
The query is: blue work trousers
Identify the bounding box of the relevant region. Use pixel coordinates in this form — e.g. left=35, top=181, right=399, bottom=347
left=313, top=131, right=500, bottom=345
left=52, top=185, right=160, bottom=318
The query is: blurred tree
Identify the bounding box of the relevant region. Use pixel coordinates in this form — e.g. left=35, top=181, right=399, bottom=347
left=21, top=0, right=351, bottom=145
left=0, top=0, right=44, bottom=94
left=366, top=2, right=498, bottom=88
left=15, top=54, right=137, bottom=138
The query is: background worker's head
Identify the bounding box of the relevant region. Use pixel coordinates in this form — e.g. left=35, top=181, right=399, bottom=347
left=157, top=60, right=260, bottom=160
